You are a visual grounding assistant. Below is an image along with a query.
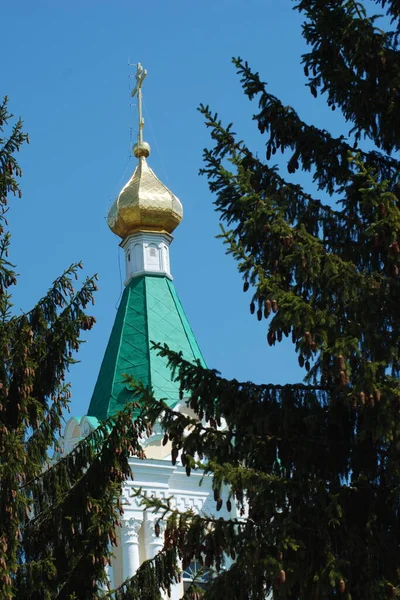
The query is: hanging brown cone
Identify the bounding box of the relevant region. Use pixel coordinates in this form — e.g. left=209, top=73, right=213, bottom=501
left=250, top=301, right=255, bottom=314
left=305, top=331, right=312, bottom=346
left=339, top=579, right=345, bottom=594
left=301, top=256, right=307, bottom=269
left=379, top=202, right=387, bottom=216
left=339, top=370, right=347, bottom=387
left=279, top=570, right=286, bottom=584
left=243, top=281, right=249, bottom=292
left=305, top=360, right=311, bottom=372
left=162, top=433, right=169, bottom=446
left=264, top=299, right=272, bottom=317
left=267, top=330, right=276, bottom=346
left=336, top=355, right=345, bottom=371
left=257, top=308, right=262, bottom=321
left=388, top=585, right=396, bottom=598
left=171, top=446, right=179, bottom=465
left=360, top=391, right=366, bottom=405
left=298, top=355, right=305, bottom=368
left=154, top=522, right=161, bottom=537
left=375, top=389, right=382, bottom=402
left=277, top=330, right=283, bottom=342
left=369, top=394, right=375, bottom=408
left=391, top=264, right=399, bottom=278
left=271, top=299, right=278, bottom=313
left=283, top=235, right=293, bottom=248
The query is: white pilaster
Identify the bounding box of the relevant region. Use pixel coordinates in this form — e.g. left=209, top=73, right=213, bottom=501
left=121, top=231, right=173, bottom=284
left=144, top=514, right=167, bottom=559
left=122, top=516, right=143, bottom=579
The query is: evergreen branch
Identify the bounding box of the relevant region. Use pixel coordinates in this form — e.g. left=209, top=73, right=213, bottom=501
left=108, top=547, right=179, bottom=600
left=231, top=58, right=399, bottom=191
left=294, top=0, right=400, bottom=151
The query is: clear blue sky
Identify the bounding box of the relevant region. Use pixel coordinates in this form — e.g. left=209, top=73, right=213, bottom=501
left=3, top=1, right=358, bottom=417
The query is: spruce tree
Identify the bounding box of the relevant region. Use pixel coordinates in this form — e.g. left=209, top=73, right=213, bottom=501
left=137, top=2, right=400, bottom=599
left=0, top=99, right=179, bottom=599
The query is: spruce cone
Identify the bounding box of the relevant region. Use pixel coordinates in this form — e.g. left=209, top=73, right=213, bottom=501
left=279, top=570, right=286, bottom=584
left=267, top=330, right=276, bottom=346
left=171, top=446, right=178, bottom=465
left=339, top=370, right=347, bottom=387
left=339, top=580, right=345, bottom=594
left=336, top=355, right=345, bottom=371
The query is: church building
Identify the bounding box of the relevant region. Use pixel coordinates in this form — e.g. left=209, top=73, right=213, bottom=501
left=60, top=64, right=230, bottom=596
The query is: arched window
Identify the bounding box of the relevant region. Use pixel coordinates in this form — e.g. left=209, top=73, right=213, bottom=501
left=182, top=561, right=214, bottom=593
left=146, top=243, right=160, bottom=270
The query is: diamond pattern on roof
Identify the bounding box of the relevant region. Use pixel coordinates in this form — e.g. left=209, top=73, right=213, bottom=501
left=87, top=275, right=205, bottom=421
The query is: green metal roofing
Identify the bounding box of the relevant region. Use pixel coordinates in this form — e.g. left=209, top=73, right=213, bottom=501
left=87, top=275, right=206, bottom=421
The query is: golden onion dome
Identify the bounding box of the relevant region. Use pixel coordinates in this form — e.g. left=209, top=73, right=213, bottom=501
left=108, top=143, right=183, bottom=239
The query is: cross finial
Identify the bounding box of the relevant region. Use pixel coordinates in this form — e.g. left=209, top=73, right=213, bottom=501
left=131, top=63, right=147, bottom=146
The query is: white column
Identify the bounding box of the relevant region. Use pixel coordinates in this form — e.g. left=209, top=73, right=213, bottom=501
left=143, top=515, right=182, bottom=599
left=122, top=516, right=143, bottom=580
left=144, top=515, right=167, bottom=559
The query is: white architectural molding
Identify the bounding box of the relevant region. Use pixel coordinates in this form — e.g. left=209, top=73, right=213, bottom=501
left=60, top=416, right=234, bottom=594
left=121, top=231, right=173, bottom=284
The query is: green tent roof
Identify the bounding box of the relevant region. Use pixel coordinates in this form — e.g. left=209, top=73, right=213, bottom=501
left=87, top=275, right=205, bottom=421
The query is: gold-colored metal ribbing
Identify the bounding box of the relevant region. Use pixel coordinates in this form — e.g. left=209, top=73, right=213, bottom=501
left=108, top=64, right=183, bottom=239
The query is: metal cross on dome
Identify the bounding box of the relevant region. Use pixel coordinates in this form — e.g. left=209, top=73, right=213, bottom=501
left=131, top=63, right=147, bottom=145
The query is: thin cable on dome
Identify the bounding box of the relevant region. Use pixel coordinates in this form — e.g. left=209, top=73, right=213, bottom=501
left=115, top=246, right=123, bottom=309
left=107, top=77, right=135, bottom=210
left=143, top=98, right=170, bottom=187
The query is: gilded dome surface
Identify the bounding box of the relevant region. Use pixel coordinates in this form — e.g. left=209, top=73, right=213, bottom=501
left=108, top=156, right=183, bottom=239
